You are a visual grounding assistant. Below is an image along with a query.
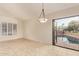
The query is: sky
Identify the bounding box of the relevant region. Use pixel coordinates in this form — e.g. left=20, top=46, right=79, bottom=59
left=55, top=16, right=79, bottom=27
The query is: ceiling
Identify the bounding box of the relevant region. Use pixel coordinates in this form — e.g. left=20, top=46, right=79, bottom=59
left=0, top=3, right=79, bottom=20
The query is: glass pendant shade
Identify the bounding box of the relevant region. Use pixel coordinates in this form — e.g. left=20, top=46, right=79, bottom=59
left=39, top=18, right=48, bottom=23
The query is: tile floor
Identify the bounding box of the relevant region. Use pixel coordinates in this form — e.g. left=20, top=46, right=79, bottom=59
left=0, top=39, right=79, bottom=56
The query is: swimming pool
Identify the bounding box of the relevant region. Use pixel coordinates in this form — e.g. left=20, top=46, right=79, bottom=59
left=57, top=35, right=79, bottom=44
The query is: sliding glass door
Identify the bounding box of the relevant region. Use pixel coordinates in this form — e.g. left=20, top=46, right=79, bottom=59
left=53, top=15, right=79, bottom=51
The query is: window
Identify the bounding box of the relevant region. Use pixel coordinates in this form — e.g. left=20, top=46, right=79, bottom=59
left=8, top=23, right=12, bottom=35
left=54, top=15, right=79, bottom=50
left=1, top=23, right=17, bottom=36
left=2, top=23, right=7, bottom=35
left=13, top=24, right=17, bottom=35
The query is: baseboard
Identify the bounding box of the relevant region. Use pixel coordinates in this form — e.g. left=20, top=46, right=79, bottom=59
left=0, top=37, right=24, bottom=42
left=24, top=38, right=52, bottom=45
left=0, top=37, right=52, bottom=45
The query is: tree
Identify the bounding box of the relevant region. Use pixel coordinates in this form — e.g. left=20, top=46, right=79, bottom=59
left=67, top=20, right=79, bottom=32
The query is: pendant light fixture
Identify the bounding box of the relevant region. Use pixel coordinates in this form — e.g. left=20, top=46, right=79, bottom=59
left=39, top=3, right=48, bottom=23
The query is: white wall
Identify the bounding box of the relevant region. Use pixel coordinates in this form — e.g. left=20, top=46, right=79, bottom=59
left=0, top=16, right=23, bottom=41
left=24, top=5, right=79, bottom=44
left=24, top=19, right=52, bottom=44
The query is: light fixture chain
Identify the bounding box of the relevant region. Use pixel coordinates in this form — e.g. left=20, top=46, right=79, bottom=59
left=42, top=3, right=45, bottom=20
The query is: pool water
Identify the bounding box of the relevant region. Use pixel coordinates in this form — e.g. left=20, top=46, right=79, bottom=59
left=57, top=36, right=79, bottom=44
left=57, top=37, right=70, bottom=43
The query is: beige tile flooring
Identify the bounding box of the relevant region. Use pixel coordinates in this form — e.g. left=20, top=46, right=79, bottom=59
left=0, top=39, right=79, bottom=56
